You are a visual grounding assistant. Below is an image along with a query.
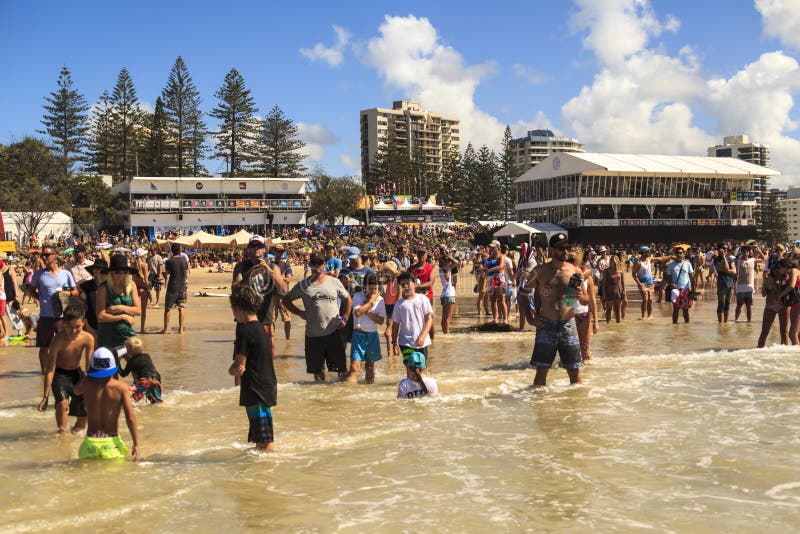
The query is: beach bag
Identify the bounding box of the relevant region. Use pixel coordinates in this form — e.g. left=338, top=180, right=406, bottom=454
left=664, top=283, right=674, bottom=302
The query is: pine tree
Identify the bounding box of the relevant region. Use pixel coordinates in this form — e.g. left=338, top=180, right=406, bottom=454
left=38, top=66, right=89, bottom=177
left=476, top=145, right=501, bottom=219
left=459, top=143, right=479, bottom=221
left=210, top=68, right=259, bottom=177
left=187, top=108, right=208, bottom=176
left=109, top=67, right=141, bottom=182
left=145, top=97, right=168, bottom=176
left=162, top=57, right=203, bottom=177
left=499, top=126, right=517, bottom=220
left=254, top=105, right=307, bottom=176
left=370, top=131, right=410, bottom=195
left=86, top=90, right=115, bottom=175
left=759, top=190, right=788, bottom=242
left=440, top=145, right=462, bottom=212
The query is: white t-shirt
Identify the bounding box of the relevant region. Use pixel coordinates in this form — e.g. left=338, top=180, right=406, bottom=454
left=391, top=294, right=433, bottom=348
left=439, top=268, right=456, bottom=298
left=736, top=257, right=755, bottom=293
left=397, top=377, right=439, bottom=398
left=352, top=291, right=386, bottom=332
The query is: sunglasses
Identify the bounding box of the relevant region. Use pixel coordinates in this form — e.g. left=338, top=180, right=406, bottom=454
left=42, top=252, right=55, bottom=257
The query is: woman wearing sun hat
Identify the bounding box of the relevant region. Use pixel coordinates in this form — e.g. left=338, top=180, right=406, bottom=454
left=96, top=255, right=141, bottom=350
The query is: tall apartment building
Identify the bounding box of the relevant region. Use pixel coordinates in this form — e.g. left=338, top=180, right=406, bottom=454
left=360, top=101, right=459, bottom=191
left=510, top=130, right=584, bottom=174
left=708, top=134, right=771, bottom=225
left=779, top=186, right=800, bottom=241
left=707, top=134, right=770, bottom=166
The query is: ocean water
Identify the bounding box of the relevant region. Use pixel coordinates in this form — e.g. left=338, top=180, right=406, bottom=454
left=1, top=273, right=799, bottom=532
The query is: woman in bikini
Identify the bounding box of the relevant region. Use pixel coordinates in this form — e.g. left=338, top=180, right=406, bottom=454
left=601, top=256, right=625, bottom=323
left=758, top=259, right=789, bottom=348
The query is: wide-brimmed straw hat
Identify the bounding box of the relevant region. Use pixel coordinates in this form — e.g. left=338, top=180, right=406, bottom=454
left=103, top=254, right=137, bottom=274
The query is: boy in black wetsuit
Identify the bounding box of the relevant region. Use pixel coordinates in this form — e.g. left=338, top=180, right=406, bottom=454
left=119, top=337, right=163, bottom=403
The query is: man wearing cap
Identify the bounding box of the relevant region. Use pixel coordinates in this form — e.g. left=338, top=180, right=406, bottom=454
left=28, top=245, right=79, bottom=374
left=484, top=240, right=510, bottom=324
left=74, top=347, right=140, bottom=461
left=519, top=233, right=588, bottom=386
left=713, top=243, right=737, bottom=324
left=233, top=235, right=287, bottom=338
left=666, top=245, right=696, bottom=324
left=341, top=246, right=374, bottom=296
left=283, top=252, right=352, bottom=382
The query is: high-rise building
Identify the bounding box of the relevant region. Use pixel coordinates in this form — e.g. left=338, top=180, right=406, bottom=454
left=707, top=134, right=770, bottom=166
left=779, top=186, right=800, bottom=241
left=360, top=101, right=459, bottom=193
left=708, top=134, right=771, bottom=226
left=509, top=130, right=584, bottom=174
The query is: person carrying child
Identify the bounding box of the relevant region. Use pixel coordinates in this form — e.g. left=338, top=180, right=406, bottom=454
left=119, top=337, right=163, bottom=403
left=228, top=285, right=277, bottom=452
left=397, top=350, right=438, bottom=398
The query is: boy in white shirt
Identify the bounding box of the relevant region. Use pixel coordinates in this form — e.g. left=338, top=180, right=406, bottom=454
left=390, top=272, right=433, bottom=361
left=347, top=273, right=386, bottom=384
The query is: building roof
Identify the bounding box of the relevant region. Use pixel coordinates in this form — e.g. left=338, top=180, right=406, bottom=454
left=515, top=152, right=782, bottom=182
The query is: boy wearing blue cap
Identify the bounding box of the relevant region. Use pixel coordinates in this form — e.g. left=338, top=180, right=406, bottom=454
left=74, top=347, right=140, bottom=461
left=397, top=350, right=438, bottom=398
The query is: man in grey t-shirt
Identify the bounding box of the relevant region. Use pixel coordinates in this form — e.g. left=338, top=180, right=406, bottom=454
left=283, top=253, right=352, bottom=382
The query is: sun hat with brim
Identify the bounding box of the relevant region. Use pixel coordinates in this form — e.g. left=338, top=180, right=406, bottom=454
left=87, top=347, right=119, bottom=378
left=134, top=248, right=147, bottom=258
left=381, top=261, right=399, bottom=275
left=672, top=243, right=690, bottom=252
left=103, top=254, right=137, bottom=274
left=86, top=259, right=108, bottom=273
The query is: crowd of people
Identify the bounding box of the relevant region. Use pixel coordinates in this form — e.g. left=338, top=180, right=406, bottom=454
left=9, top=222, right=800, bottom=459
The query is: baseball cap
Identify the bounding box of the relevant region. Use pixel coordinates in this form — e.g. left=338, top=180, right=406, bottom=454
left=87, top=347, right=119, bottom=378
left=402, top=350, right=427, bottom=369
left=134, top=247, right=147, bottom=257
left=549, top=233, right=569, bottom=248
left=249, top=235, right=267, bottom=248
left=346, top=246, right=361, bottom=259
left=323, top=242, right=335, bottom=250
left=598, top=245, right=607, bottom=252
left=74, top=244, right=86, bottom=253
left=489, top=240, right=501, bottom=248
left=639, top=246, right=650, bottom=253
left=308, top=252, right=325, bottom=265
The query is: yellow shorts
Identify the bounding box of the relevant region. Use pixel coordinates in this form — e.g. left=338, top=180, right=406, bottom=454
left=79, top=435, right=128, bottom=461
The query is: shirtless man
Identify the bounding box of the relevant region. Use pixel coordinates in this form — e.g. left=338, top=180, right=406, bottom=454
left=74, top=347, right=140, bottom=461
left=38, top=305, right=94, bottom=433
left=519, top=233, right=588, bottom=386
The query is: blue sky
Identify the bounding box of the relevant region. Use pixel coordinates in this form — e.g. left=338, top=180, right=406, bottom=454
left=2, top=0, right=800, bottom=186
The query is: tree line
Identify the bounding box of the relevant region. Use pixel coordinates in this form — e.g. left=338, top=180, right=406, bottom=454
left=37, top=58, right=308, bottom=182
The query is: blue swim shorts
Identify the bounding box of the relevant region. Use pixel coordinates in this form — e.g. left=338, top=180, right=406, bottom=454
left=530, top=317, right=582, bottom=369
left=246, top=402, right=274, bottom=444
left=350, top=330, right=383, bottom=362
left=440, top=296, right=455, bottom=306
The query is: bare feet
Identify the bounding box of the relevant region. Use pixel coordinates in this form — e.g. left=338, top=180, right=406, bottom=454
left=159, top=329, right=168, bottom=334
left=345, top=373, right=358, bottom=383
left=314, top=372, right=326, bottom=382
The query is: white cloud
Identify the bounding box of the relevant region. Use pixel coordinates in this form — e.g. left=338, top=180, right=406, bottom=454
left=755, top=0, right=800, bottom=50
left=512, top=63, right=548, bottom=86
left=563, top=0, right=800, bottom=187
left=570, top=0, right=680, bottom=67
left=297, top=122, right=340, bottom=162
left=706, top=51, right=800, bottom=186
left=361, top=15, right=507, bottom=149
left=339, top=152, right=359, bottom=171
left=300, top=25, right=351, bottom=67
